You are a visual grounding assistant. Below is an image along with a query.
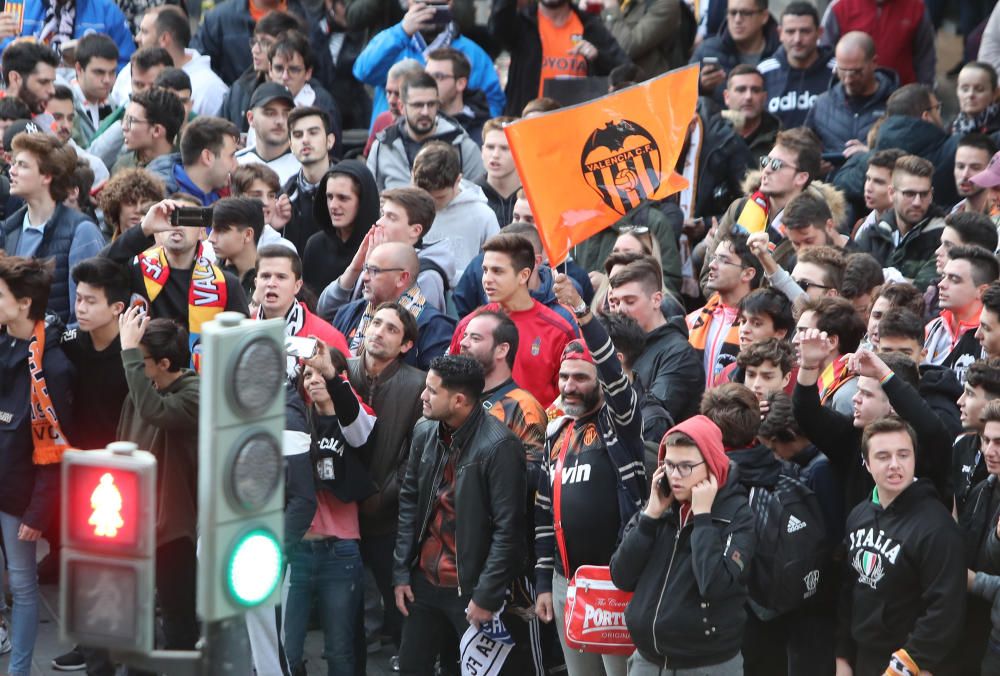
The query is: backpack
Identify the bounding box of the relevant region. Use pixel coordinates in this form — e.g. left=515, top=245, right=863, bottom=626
left=419, top=256, right=451, bottom=294
left=746, top=461, right=830, bottom=616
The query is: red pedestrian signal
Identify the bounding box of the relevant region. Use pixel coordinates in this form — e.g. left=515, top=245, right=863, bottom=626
left=60, top=443, right=157, bottom=653
left=66, top=464, right=140, bottom=552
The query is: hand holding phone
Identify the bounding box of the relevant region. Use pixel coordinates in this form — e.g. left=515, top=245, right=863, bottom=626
left=285, top=336, right=319, bottom=359
left=645, top=464, right=674, bottom=518
left=170, top=206, right=213, bottom=228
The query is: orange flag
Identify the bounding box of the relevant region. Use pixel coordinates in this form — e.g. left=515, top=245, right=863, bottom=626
left=504, top=65, right=700, bottom=266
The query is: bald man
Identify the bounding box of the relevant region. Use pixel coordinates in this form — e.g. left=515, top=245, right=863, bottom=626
left=805, top=31, right=897, bottom=159
left=330, top=242, right=457, bottom=370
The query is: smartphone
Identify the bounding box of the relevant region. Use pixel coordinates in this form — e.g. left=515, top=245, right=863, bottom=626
left=428, top=2, right=452, bottom=26
left=286, top=336, right=318, bottom=359
left=170, top=206, right=213, bottom=228
left=702, top=56, right=720, bottom=72
left=657, top=472, right=672, bottom=495
left=821, top=151, right=847, bottom=165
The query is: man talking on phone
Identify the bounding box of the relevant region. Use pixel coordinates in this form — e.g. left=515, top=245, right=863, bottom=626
left=690, top=0, right=779, bottom=103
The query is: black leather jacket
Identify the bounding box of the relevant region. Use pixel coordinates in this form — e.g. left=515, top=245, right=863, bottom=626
left=392, top=405, right=526, bottom=611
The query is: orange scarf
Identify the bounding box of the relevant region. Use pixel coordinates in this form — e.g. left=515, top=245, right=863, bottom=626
left=28, top=321, right=73, bottom=464
left=819, top=355, right=854, bottom=406
left=687, top=293, right=740, bottom=353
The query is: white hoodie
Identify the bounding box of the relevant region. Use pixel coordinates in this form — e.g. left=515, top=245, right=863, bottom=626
left=111, top=49, right=229, bottom=116
left=423, top=180, right=500, bottom=286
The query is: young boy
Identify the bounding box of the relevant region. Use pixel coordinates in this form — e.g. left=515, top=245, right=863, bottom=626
left=715, top=289, right=794, bottom=386
left=206, top=197, right=266, bottom=299
left=735, top=337, right=795, bottom=402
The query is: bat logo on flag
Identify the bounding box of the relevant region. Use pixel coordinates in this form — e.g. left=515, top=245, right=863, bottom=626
left=581, top=119, right=662, bottom=216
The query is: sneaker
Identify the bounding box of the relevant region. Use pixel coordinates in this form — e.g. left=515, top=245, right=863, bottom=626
left=51, top=648, right=86, bottom=671
left=0, top=619, right=9, bottom=656
left=391, top=655, right=400, bottom=672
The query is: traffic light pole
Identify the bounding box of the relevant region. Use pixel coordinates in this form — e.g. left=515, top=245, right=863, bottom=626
left=111, top=619, right=251, bottom=675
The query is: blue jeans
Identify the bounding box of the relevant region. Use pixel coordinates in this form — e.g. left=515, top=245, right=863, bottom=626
left=0, top=510, right=38, bottom=676
left=284, top=538, right=363, bottom=676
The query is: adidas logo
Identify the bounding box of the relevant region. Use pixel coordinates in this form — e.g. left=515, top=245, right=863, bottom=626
left=787, top=516, right=806, bottom=533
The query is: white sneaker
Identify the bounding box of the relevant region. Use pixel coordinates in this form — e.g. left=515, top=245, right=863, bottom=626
left=0, top=618, right=11, bottom=655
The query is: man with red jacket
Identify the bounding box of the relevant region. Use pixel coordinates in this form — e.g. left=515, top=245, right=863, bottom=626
left=821, top=0, right=936, bottom=85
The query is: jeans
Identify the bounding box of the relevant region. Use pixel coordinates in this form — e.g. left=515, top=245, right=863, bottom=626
left=0, top=510, right=38, bottom=676
left=284, top=538, right=363, bottom=676
left=626, top=651, right=743, bottom=676
left=553, top=572, right=628, bottom=676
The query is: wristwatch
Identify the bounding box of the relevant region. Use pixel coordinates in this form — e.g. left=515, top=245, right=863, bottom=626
left=572, top=300, right=590, bottom=318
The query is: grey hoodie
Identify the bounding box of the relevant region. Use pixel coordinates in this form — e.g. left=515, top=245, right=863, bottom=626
left=316, top=237, right=457, bottom=316
left=423, top=181, right=499, bottom=286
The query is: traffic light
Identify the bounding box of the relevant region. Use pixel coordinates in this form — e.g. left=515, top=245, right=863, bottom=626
left=60, top=442, right=157, bottom=652
left=198, top=311, right=286, bottom=622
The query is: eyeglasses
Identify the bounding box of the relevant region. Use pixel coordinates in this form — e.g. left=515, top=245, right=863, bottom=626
left=727, top=8, right=761, bottom=18
left=662, top=460, right=705, bottom=478
left=362, top=264, right=404, bottom=276
left=793, top=279, right=832, bottom=293
left=898, top=189, right=932, bottom=201
left=271, top=64, right=305, bottom=76
left=122, top=115, right=150, bottom=130
left=249, top=37, right=276, bottom=51
left=427, top=72, right=456, bottom=82
left=760, top=156, right=800, bottom=172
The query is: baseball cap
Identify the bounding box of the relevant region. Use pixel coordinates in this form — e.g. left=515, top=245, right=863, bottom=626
left=3, top=118, right=47, bottom=152
left=249, top=82, right=295, bottom=110
left=971, top=150, right=1000, bottom=189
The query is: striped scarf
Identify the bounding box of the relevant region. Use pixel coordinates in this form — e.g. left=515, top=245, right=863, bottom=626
left=28, top=320, right=74, bottom=464
left=350, top=285, right=427, bottom=354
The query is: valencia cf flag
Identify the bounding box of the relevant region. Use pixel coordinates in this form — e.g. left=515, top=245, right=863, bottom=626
left=504, top=65, right=699, bottom=266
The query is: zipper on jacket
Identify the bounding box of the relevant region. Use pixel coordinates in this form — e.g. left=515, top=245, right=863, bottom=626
left=651, top=525, right=682, bottom=656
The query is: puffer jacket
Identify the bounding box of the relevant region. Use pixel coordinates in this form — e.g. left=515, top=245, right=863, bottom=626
left=611, top=461, right=754, bottom=669
left=804, top=68, right=896, bottom=154
left=392, top=405, right=526, bottom=612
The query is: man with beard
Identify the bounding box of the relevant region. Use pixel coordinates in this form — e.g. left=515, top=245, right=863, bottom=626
left=952, top=133, right=997, bottom=215
left=856, top=155, right=947, bottom=291
left=489, top=0, right=627, bottom=116
left=353, top=0, right=504, bottom=130
left=0, top=42, right=58, bottom=116
left=425, top=48, right=489, bottom=144
left=279, top=105, right=336, bottom=255
left=102, top=197, right=248, bottom=364
left=363, top=59, right=423, bottom=157
left=534, top=273, right=646, bottom=676
left=236, top=83, right=301, bottom=184
left=367, top=71, right=483, bottom=190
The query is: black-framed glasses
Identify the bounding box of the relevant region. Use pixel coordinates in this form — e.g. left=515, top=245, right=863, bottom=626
left=362, top=264, right=404, bottom=276
left=760, top=156, right=800, bottom=172
left=427, top=72, right=456, bottom=82
left=271, top=64, right=305, bottom=76
left=122, top=115, right=150, bottom=130
left=793, top=278, right=832, bottom=293
left=899, top=189, right=932, bottom=201
left=662, top=460, right=705, bottom=478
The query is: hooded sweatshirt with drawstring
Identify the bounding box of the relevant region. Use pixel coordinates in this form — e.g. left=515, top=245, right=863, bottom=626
left=303, top=160, right=380, bottom=296
left=610, top=415, right=755, bottom=669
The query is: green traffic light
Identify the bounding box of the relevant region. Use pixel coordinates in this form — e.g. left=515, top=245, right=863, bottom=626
left=226, top=529, right=282, bottom=606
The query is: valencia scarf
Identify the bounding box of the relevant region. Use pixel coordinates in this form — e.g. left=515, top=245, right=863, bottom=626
left=819, top=354, right=854, bottom=406
left=254, top=300, right=306, bottom=379
left=952, top=103, right=1000, bottom=136
left=28, top=320, right=73, bottom=465
left=137, top=242, right=227, bottom=371
left=39, top=0, right=75, bottom=51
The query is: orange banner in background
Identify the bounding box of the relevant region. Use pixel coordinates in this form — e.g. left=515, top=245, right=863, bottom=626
left=504, top=65, right=700, bottom=266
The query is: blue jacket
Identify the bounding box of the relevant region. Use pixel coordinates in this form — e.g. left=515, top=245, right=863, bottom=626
left=332, top=298, right=456, bottom=371
left=757, top=45, right=835, bottom=129
left=453, top=254, right=587, bottom=330
left=804, top=68, right=897, bottom=156
left=0, top=203, right=104, bottom=325
left=353, top=22, right=505, bottom=130
left=3, top=0, right=135, bottom=69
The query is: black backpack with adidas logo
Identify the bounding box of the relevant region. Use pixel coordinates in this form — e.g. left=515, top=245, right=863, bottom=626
left=746, top=460, right=830, bottom=617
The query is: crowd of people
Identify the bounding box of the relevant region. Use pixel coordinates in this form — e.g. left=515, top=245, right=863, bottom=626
left=6, top=0, right=1000, bottom=675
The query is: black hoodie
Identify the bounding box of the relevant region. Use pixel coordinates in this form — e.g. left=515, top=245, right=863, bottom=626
left=838, top=480, right=965, bottom=671
left=303, top=160, right=379, bottom=296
